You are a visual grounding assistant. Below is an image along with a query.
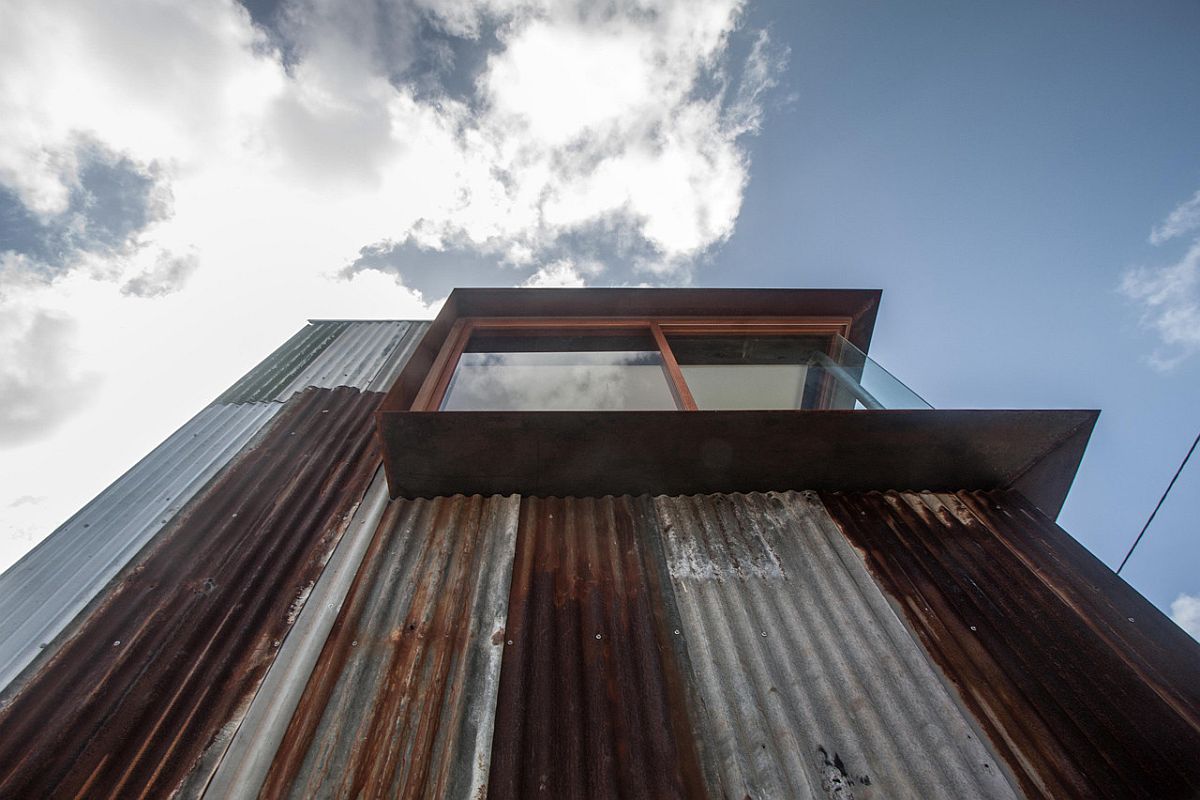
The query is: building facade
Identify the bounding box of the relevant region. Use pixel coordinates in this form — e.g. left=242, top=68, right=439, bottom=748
left=0, top=289, right=1197, bottom=799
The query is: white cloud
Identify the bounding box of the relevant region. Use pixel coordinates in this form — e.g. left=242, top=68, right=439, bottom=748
left=1171, top=593, right=1200, bottom=641
left=0, top=0, right=782, bottom=571
left=1150, top=190, right=1200, bottom=246
left=1123, top=189, right=1200, bottom=369
left=1121, top=238, right=1200, bottom=370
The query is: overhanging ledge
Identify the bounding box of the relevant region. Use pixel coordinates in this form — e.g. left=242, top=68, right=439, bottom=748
left=377, top=408, right=1098, bottom=519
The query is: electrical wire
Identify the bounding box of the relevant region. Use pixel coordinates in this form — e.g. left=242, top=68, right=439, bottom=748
left=1117, top=428, right=1200, bottom=575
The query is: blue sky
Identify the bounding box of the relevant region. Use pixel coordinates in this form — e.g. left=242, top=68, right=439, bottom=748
left=0, top=0, right=1197, bottom=634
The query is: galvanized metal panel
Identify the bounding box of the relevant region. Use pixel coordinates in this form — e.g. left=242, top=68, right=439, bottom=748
left=217, top=321, right=350, bottom=404
left=0, top=401, right=281, bottom=694
left=822, top=490, right=1200, bottom=800
left=199, top=466, right=393, bottom=800
left=0, top=387, right=384, bottom=799
left=366, top=320, right=429, bottom=393
left=259, top=493, right=520, bottom=800
left=274, top=321, right=424, bottom=401
left=653, top=491, right=1020, bottom=799
left=487, top=496, right=708, bottom=800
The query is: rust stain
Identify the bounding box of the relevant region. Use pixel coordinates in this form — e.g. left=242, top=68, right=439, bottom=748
left=260, top=494, right=518, bottom=799
left=0, top=387, right=384, bottom=799
left=821, top=489, right=1200, bottom=800
left=486, top=495, right=707, bottom=800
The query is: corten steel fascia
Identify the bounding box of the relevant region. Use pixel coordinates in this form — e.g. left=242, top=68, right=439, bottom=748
left=378, top=408, right=1098, bottom=518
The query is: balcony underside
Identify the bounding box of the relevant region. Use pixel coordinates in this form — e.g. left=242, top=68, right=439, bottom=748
left=378, top=408, right=1098, bottom=519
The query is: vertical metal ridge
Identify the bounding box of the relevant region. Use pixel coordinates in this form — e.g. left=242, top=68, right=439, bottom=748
left=822, top=490, right=1200, bottom=800
left=217, top=322, right=350, bottom=404
left=0, top=387, right=385, bottom=799
left=0, top=401, right=282, bottom=694
left=487, top=496, right=706, bottom=800
left=654, top=490, right=1019, bottom=800
left=274, top=321, right=417, bottom=401
left=257, top=493, right=519, bottom=799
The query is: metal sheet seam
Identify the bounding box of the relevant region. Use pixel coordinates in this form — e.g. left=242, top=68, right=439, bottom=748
left=198, top=465, right=392, bottom=800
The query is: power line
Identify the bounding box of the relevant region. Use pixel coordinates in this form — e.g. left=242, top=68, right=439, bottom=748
left=1117, top=428, right=1200, bottom=575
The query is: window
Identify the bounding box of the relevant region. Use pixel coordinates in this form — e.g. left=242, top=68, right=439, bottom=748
left=411, top=317, right=904, bottom=412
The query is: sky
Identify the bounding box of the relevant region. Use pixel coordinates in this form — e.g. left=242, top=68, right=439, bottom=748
left=0, top=0, right=1197, bottom=638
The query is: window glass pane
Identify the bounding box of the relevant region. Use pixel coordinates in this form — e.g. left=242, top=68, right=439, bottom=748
left=667, top=335, right=830, bottom=410
left=440, top=330, right=677, bottom=411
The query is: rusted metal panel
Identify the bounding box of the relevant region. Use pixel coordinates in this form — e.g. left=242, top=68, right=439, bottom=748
left=0, top=387, right=384, bottom=799
left=652, top=491, right=1020, bottom=799
left=822, top=490, right=1200, bottom=800
left=200, top=466, right=393, bottom=799
left=487, top=495, right=708, bottom=800
left=217, top=321, right=350, bottom=404
left=258, top=494, right=519, bottom=799
left=0, top=401, right=281, bottom=694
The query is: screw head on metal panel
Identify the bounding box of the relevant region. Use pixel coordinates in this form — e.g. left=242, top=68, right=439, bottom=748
left=273, top=640, right=280, bottom=647
left=507, top=640, right=513, bottom=646
left=113, top=640, right=121, bottom=647
left=1128, top=617, right=1135, bottom=623
left=595, top=633, right=602, bottom=640
left=761, top=631, right=767, bottom=637
left=970, top=626, right=977, bottom=631
left=674, top=629, right=681, bottom=635
left=351, top=640, right=358, bottom=647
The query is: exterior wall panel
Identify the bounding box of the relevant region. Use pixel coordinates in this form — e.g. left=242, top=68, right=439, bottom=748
left=822, top=490, right=1200, bottom=800
left=653, top=491, right=1020, bottom=799
left=0, top=401, right=281, bottom=693
left=0, top=388, right=384, bottom=799
left=258, top=494, right=519, bottom=800
left=487, top=495, right=709, bottom=800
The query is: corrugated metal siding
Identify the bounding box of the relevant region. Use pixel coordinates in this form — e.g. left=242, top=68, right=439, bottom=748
left=822, top=490, right=1200, bottom=800
left=0, top=387, right=384, bottom=799
left=200, top=467, right=393, bottom=800
left=274, top=321, right=425, bottom=401
left=0, top=401, right=281, bottom=694
left=217, top=321, right=350, bottom=404
left=367, top=320, right=429, bottom=393
left=259, top=494, right=519, bottom=799
left=488, top=496, right=709, bottom=800
left=653, top=491, right=1019, bottom=799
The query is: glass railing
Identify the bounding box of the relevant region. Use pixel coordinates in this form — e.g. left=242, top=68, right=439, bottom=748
left=815, top=335, right=931, bottom=410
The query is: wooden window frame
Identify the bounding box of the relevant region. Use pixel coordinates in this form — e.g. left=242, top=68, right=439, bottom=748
left=410, top=315, right=854, bottom=412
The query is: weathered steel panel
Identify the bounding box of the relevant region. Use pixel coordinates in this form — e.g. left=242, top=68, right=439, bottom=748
left=0, top=387, right=384, bottom=799
left=0, top=401, right=281, bottom=693
left=822, top=490, right=1200, bottom=800
left=653, top=491, right=1019, bottom=799
left=274, top=321, right=424, bottom=401
left=487, top=495, right=708, bottom=800
left=200, top=467, right=393, bottom=800
left=217, top=321, right=350, bottom=404
left=258, top=494, right=520, bottom=799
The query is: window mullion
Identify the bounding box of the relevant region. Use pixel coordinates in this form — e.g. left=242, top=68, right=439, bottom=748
left=650, top=322, right=698, bottom=411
